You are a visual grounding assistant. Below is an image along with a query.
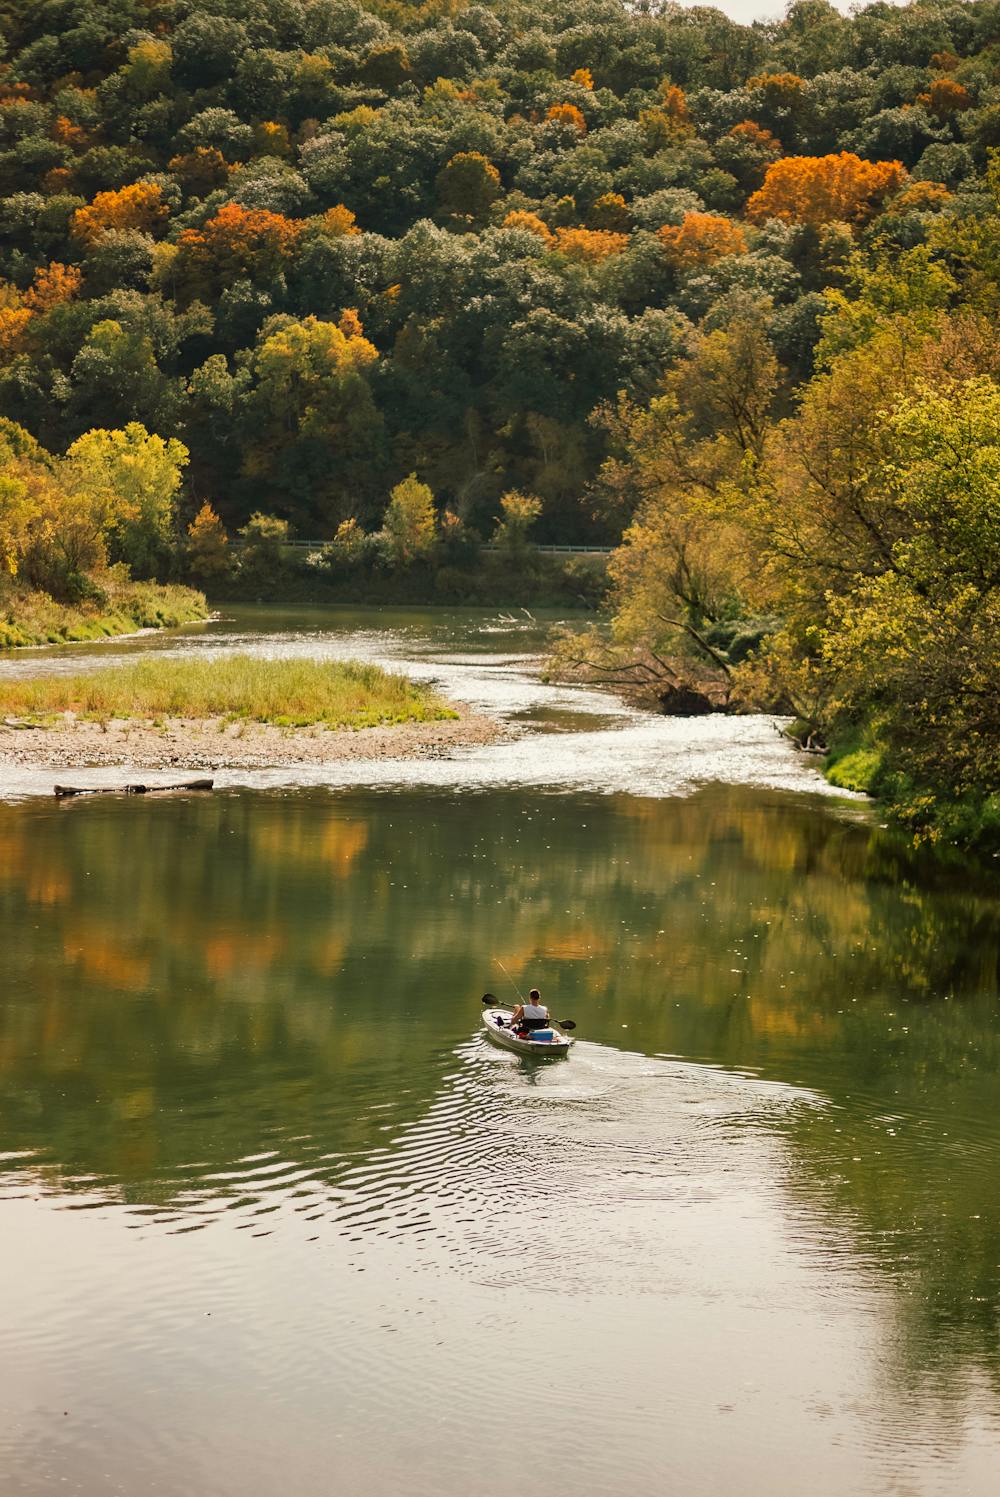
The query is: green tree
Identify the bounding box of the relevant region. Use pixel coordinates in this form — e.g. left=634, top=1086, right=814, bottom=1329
left=435, top=152, right=503, bottom=227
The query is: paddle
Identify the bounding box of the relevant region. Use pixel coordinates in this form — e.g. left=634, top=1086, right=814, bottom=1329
left=481, top=994, right=576, bottom=1031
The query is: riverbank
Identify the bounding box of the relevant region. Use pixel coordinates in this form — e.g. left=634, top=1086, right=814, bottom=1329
left=0, top=583, right=209, bottom=649
left=218, top=549, right=609, bottom=610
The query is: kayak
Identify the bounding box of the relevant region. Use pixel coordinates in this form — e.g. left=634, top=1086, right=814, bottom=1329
left=482, top=1006, right=572, bottom=1058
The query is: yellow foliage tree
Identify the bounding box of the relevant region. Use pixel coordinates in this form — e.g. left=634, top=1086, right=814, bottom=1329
left=589, top=193, right=632, bottom=231
left=319, top=204, right=360, bottom=237
left=186, top=502, right=230, bottom=580
left=64, top=424, right=189, bottom=575
left=253, top=121, right=291, bottom=157
left=382, top=474, right=437, bottom=565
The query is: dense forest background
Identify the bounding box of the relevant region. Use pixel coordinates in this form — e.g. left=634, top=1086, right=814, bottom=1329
left=0, top=0, right=995, bottom=540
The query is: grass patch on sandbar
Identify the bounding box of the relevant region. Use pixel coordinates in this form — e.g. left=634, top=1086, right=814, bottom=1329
left=0, top=654, right=458, bottom=729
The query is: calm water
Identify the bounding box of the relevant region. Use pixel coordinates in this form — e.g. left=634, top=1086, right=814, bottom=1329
left=1, top=608, right=999, bottom=1496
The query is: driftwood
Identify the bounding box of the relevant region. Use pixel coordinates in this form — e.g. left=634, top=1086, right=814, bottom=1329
left=54, top=778, right=214, bottom=799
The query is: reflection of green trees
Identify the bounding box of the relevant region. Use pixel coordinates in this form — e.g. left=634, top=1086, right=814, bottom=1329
left=2, top=784, right=1000, bottom=1387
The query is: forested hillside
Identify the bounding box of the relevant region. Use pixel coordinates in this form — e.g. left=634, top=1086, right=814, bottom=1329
left=0, top=0, right=995, bottom=539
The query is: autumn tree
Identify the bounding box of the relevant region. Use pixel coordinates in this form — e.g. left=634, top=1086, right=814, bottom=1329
left=170, top=202, right=303, bottom=302
left=240, top=315, right=383, bottom=527
left=546, top=103, right=587, bottom=134
left=746, top=152, right=908, bottom=226
left=553, top=228, right=628, bottom=262
left=71, top=182, right=169, bottom=244
left=381, top=474, right=437, bottom=565
left=657, top=212, right=748, bottom=269
left=589, top=193, right=632, bottom=231
left=819, top=379, right=1000, bottom=831
left=639, top=84, right=694, bottom=151
left=318, top=205, right=360, bottom=237
left=186, top=501, right=230, bottom=581
left=493, top=490, right=541, bottom=553
left=168, top=147, right=230, bottom=197
left=64, top=423, right=189, bottom=576
left=502, top=209, right=554, bottom=245
left=917, top=78, right=972, bottom=122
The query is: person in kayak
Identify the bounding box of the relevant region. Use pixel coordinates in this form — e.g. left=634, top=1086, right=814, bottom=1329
left=510, top=990, right=550, bottom=1035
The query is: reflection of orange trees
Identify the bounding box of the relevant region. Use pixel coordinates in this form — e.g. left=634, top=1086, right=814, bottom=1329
left=63, top=929, right=151, bottom=990
left=1, top=787, right=998, bottom=1216
left=250, top=815, right=369, bottom=876
left=202, top=930, right=285, bottom=979
left=745, top=994, right=838, bottom=1043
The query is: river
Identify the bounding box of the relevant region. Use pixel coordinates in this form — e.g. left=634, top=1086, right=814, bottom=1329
left=1, top=606, right=999, bottom=1497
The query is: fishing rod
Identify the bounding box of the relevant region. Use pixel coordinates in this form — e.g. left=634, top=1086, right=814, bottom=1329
left=484, top=960, right=577, bottom=1030
left=494, top=956, right=523, bottom=1002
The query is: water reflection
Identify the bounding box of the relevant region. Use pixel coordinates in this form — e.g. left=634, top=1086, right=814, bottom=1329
left=2, top=784, right=1000, bottom=1495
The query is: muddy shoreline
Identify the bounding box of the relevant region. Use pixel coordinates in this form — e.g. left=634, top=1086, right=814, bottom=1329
left=0, top=702, right=504, bottom=772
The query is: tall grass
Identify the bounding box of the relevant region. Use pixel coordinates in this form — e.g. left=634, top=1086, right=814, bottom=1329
left=0, top=654, right=457, bottom=728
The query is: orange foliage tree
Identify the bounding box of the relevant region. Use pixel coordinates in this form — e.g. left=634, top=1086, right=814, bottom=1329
left=172, top=202, right=303, bottom=300
left=657, top=212, right=748, bottom=268
left=553, top=227, right=628, bottom=262
left=503, top=209, right=554, bottom=245
left=24, top=262, right=81, bottom=312
left=639, top=82, right=694, bottom=149
left=0, top=262, right=81, bottom=358
left=186, top=502, right=230, bottom=580
left=71, top=182, right=169, bottom=244
left=0, top=306, right=32, bottom=357
left=168, top=147, right=231, bottom=196
left=728, top=120, right=782, bottom=153
left=571, top=68, right=594, bottom=90
left=917, top=78, right=973, bottom=121
left=746, top=152, right=908, bottom=226
left=546, top=102, right=587, bottom=134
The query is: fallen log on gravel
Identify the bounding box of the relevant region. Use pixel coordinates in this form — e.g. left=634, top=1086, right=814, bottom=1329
left=54, top=778, right=214, bottom=799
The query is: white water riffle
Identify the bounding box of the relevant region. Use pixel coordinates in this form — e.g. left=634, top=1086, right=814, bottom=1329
left=0, top=606, right=860, bottom=806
